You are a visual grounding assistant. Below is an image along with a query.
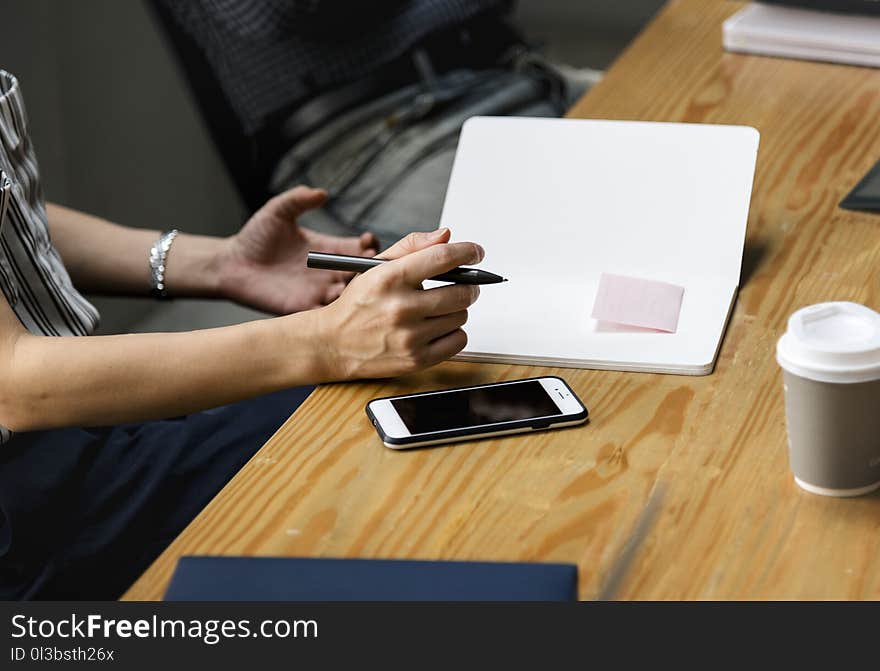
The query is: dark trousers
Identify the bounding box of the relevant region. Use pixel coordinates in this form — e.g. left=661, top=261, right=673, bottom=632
left=0, top=386, right=314, bottom=600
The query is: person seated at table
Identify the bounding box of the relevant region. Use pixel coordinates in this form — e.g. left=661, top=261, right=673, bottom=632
left=0, top=69, right=483, bottom=600
left=152, top=0, right=599, bottom=249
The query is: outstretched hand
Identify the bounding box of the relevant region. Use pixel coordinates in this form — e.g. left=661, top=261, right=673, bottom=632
left=218, top=186, right=378, bottom=314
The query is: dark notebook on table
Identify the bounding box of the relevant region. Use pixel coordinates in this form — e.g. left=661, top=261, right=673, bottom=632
left=164, top=557, right=578, bottom=601
left=761, top=0, right=880, bottom=14
left=840, top=159, right=880, bottom=213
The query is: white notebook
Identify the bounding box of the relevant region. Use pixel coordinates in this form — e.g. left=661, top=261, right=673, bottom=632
left=723, top=3, right=880, bottom=68
left=439, top=117, right=760, bottom=375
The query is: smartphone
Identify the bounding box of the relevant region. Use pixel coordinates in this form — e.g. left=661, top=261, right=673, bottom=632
left=366, top=376, right=588, bottom=449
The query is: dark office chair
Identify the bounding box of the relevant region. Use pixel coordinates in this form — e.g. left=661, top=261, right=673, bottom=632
left=146, top=0, right=276, bottom=211
left=146, top=0, right=529, bottom=215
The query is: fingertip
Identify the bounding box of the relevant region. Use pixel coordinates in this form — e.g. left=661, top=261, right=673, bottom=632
left=294, top=185, right=326, bottom=204
left=447, top=327, right=468, bottom=356
left=360, top=232, right=379, bottom=256
left=270, top=185, right=327, bottom=217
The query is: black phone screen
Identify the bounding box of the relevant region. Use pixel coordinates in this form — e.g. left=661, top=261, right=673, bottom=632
left=391, top=381, right=562, bottom=435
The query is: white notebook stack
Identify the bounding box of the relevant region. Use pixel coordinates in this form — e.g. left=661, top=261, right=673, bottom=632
left=723, top=3, right=880, bottom=68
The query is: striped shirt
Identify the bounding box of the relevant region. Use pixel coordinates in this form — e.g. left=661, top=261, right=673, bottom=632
left=0, top=70, right=100, bottom=443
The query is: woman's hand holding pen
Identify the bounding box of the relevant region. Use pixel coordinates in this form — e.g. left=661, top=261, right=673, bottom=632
left=307, top=228, right=484, bottom=380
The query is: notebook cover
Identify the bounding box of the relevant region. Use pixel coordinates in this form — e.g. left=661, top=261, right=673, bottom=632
left=164, top=556, right=578, bottom=601
left=840, top=159, right=880, bottom=212
left=723, top=4, right=880, bottom=68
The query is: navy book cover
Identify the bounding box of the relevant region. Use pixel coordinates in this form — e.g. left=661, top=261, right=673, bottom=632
left=164, top=557, right=579, bottom=601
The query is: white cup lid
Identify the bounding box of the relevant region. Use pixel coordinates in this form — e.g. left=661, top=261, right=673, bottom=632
left=777, top=302, right=880, bottom=383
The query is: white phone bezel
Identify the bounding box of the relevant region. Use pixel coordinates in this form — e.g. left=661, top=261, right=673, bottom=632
left=367, top=377, right=586, bottom=442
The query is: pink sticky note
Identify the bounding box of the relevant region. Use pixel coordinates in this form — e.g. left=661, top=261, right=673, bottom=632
left=591, top=273, right=685, bottom=333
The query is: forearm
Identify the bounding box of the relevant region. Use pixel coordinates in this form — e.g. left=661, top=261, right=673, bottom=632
left=46, top=202, right=225, bottom=297
left=0, top=230, right=483, bottom=432
left=2, top=312, right=326, bottom=432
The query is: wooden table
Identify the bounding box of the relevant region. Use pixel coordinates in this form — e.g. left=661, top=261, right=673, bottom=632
left=125, top=0, right=880, bottom=600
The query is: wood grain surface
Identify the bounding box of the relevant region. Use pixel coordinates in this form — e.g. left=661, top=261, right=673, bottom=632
left=124, top=0, right=880, bottom=600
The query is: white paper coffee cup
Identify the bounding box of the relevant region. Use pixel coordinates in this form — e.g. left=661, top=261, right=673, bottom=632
left=776, top=302, right=880, bottom=497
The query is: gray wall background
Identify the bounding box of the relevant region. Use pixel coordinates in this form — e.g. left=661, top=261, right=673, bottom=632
left=0, top=0, right=663, bottom=333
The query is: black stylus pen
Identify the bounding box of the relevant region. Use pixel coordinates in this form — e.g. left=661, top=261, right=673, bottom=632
left=307, top=251, right=507, bottom=285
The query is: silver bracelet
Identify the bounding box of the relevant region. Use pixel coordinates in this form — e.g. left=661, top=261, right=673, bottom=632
left=149, top=229, right=179, bottom=300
